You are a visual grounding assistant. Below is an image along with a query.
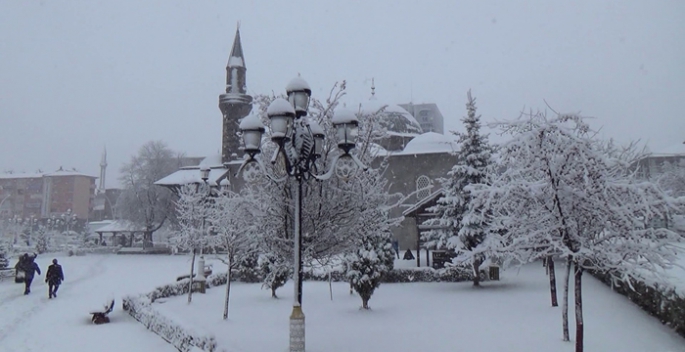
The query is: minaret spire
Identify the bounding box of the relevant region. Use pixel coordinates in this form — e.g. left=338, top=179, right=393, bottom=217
left=369, top=78, right=377, bottom=101
left=219, top=23, right=253, bottom=164
left=98, top=146, right=107, bottom=192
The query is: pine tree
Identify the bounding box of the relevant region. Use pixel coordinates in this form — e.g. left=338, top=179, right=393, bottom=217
left=347, top=230, right=395, bottom=309
left=426, top=90, right=493, bottom=286
left=35, top=226, right=49, bottom=254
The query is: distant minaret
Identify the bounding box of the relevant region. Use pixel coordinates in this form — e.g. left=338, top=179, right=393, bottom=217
left=218, top=23, right=253, bottom=164
left=98, top=146, right=107, bottom=192
left=370, top=78, right=377, bottom=100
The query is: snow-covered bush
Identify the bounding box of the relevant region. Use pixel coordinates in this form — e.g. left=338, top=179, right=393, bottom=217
left=123, top=295, right=217, bottom=352
left=346, top=230, right=395, bottom=309
left=0, top=240, right=11, bottom=269
left=260, top=253, right=291, bottom=298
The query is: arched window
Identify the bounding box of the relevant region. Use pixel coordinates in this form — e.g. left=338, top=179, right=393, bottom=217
left=416, top=175, right=431, bottom=200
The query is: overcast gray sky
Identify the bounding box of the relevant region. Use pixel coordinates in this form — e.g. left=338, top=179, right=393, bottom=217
left=1, top=0, right=683, bottom=187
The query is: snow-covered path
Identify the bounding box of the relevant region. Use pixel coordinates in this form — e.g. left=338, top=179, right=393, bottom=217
left=0, top=254, right=198, bottom=352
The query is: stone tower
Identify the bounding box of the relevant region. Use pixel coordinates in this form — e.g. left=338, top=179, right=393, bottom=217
left=219, top=25, right=253, bottom=164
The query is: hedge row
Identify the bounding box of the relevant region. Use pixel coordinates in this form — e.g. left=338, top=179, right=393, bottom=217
left=302, top=266, right=473, bottom=283
left=122, top=295, right=217, bottom=352
left=123, top=265, right=473, bottom=351
left=589, top=270, right=685, bottom=338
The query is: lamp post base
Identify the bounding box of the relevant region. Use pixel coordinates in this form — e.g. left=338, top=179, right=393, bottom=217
left=289, top=306, right=305, bottom=352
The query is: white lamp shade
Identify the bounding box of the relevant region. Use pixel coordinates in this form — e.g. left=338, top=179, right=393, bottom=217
left=200, top=167, right=210, bottom=181
left=242, top=129, right=263, bottom=153
left=269, top=115, right=291, bottom=140
left=288, top=91, right=310, bottom=116
left=335, top=122, right=358, bottom=151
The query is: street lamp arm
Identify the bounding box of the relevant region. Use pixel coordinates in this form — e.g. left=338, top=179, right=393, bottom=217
left=311, top=154, right=340, bottom=181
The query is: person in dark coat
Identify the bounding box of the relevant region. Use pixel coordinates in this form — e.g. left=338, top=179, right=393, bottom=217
left=16, top=253, right=41, bottom=294
left=45, top=259, right=65, bottom=298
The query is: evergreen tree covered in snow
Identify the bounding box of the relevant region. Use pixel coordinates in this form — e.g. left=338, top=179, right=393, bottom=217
left=424, top=90, right=494, bottom=286
left=34, top=225, right=49, bottom=254
left=347, top=229, right=395, bottom=309
left=260, top=253, right=291, bottom=298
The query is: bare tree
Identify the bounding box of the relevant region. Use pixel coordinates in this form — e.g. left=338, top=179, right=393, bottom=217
left=117, top=141, right=179, bottom=249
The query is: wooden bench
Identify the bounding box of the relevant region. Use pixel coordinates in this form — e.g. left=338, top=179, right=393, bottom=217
left=90, top=299, right=115, bottom=324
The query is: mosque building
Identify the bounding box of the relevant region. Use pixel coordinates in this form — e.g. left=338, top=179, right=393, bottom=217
left=156, top=28, right=458, bottom=257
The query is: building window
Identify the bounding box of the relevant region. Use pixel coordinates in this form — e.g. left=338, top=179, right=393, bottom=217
left=416, top=175, right=431, bottom=200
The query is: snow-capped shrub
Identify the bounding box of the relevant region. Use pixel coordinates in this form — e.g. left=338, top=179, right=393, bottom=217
left=260, top=253, right=291, bottom=298
left=0, top=240, right=11, bottom=269
left=346, top=231, right=396, bottom=309
left=123, top=295, right=217, bottom=352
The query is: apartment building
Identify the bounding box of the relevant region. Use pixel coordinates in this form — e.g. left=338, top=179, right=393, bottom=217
left=0, top=168, right=97, bottom=220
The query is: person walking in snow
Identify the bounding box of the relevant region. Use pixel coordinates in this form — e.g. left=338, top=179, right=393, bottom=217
left=17, top=253, right=41, bottom=294
left=45, top=259, right=65, bottom=298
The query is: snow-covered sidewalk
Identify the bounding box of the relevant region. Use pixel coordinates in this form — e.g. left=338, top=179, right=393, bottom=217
left=154, top=264, right=685, bottom=352
left=0, top=254, right=204, bottom=352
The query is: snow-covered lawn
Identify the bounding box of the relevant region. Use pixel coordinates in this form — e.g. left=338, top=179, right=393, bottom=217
left=2, top=254, right=684, bottom=352
left=155, top=264, right=685, bottom=352
left=0, top=253, right=218, bottom=352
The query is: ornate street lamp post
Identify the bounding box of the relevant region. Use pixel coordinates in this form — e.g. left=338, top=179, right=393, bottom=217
left=237, top=77, right=366, bottom=352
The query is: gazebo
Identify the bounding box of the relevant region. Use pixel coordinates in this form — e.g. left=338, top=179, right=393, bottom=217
left=94, top=220, right=143, bottom=247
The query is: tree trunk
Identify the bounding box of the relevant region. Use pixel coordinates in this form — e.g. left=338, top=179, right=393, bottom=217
left=562, top=256, right=572, bottom=341
left=361, top=296, right=370, bottom=309
left=142, top=231, right=153, bottom=250
left=350, top=280, right=354, bottom=295
left=271, top=287, right=278, bottom=298
left=187, top=249, right=196, bottom=304
left=223, top=255, right=232, bottom=320
left=328, top=270, right=333, bottom=301
left=473, top=255, right=484, bottom=286
left=548, top=256, right=558, bottom=307
left=574, top=262, right=584, bottom=352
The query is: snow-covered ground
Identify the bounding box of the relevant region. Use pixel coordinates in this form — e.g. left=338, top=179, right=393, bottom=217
left=2, top=254, right=684, bottom=352
left=155, top=264, right=685, bottom=352
left=0, top=253, right=216, bottom=352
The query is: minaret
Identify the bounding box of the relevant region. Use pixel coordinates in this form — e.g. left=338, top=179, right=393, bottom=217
left=219, top=23, right=253, bottom=164
left=98, top=146, right=107, bottom=192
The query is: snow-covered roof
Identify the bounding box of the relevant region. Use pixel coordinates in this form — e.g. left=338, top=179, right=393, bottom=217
left=198, top=154, right=223, bottom=168
left=94, top=220, right=142, bottom=233
left=0, top=170, right=97, bottom=179
left=367, top=143, right=389, bottom=157
left=394, top=132, right=458, bottom=155
left=402, top=188, right=444, bottom=217
left=155, top=166, right=231, bottom=187
left=44, top=170, right=97, bottom=178
left=0, top=172, right=43, bottom=179
left=359, top=100, right=423, bottom=136
left=651, top=141, right=685, bottom=157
